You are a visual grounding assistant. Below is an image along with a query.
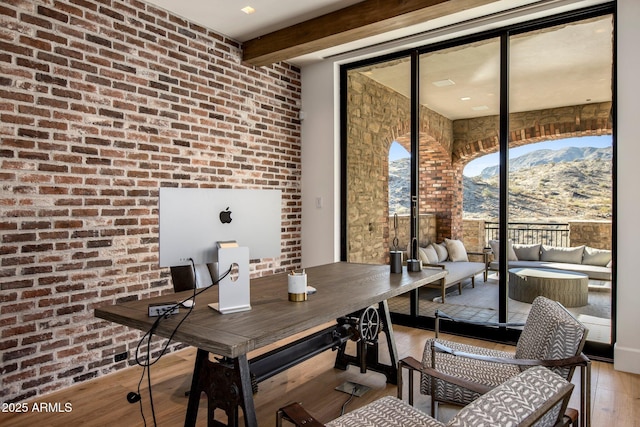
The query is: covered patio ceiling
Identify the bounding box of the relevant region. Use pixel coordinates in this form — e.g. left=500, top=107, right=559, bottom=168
left=360, top=15, right=613, bottom=120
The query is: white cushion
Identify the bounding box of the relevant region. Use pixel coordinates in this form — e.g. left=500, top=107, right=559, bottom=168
left=433, top=243, right=449, bottom=263
left=582, top=246, right=611, bottom=266
left=513, top=244, right=541, bottom=261
left=489, top=239, right=517, bottom=262
left=420, top=245, right=439, bottom=265
left=540, top=245, right=585, bottom=264
left=445, top=238, right=469, bottom=262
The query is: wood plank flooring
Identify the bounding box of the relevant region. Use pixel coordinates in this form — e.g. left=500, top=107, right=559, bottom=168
left=1, top=325, right=638, bottom=426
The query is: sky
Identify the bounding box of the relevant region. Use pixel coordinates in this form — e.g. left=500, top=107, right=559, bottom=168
left=388, top=135, right=612, bottom=177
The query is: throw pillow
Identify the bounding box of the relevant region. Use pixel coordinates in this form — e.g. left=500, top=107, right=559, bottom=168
left=513, top=244, right=541, bottom=261
left=488, top=239, right=517, bottom=262
left=582, top=246, right=612, bottom=266
left=416, top=247, right=429, bottom=265
left=432, top=243, right=449, bottom=263
left=421, top=245, right=439, bottom=265
left=540, top=245, right=585, bottom=264
left=445, top=238, right=469, bottom=262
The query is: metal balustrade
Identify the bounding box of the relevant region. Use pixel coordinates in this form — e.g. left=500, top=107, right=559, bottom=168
left=484, top=221, right=570, bottom=247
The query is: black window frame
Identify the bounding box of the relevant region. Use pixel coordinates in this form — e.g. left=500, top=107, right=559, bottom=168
left=339, top=2, right=616, bottom=360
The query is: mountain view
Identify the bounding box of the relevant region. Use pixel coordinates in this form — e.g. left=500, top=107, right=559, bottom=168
left=389, top=146, right=613, bottom=220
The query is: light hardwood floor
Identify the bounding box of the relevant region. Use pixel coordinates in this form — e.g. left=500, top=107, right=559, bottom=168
left=1, top=325, right=638, bottom=426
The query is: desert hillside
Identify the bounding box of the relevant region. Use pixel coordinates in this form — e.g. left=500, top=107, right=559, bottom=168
left=389, top=146, right=612, bottom=220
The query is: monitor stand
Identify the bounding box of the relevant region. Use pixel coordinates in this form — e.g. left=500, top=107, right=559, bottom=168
left=208, top=246, right=251, bottom=314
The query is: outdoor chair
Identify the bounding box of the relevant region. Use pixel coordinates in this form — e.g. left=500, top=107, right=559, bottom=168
left=399, top=296, right=591, bottom=426
left=277, top=365, right=575, bottom=427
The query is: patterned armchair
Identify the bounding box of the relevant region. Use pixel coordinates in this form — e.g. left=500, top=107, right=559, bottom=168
left=277, top=366, right=574, bottom=427
left=400, top=296, right=590, bottom=426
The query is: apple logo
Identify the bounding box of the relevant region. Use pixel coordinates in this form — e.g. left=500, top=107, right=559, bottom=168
left=219, top=207, right=232, bottom=224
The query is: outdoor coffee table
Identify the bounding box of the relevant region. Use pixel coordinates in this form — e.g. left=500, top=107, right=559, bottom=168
left=508, top=267, right=589, bottom=307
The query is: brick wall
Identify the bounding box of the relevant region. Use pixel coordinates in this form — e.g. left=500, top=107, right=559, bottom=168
left=0, top=0, right=301, bottom=403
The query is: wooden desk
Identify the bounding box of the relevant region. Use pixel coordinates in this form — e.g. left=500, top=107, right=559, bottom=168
left=95, top=262, right=446, bottom=426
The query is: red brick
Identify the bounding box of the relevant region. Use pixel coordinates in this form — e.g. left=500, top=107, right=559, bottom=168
left=1, top=0, right=301, bottom=404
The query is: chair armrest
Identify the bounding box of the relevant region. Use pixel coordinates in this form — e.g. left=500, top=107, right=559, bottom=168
left=276, top=402, right=325, bottom=427
left=399, top=356, right=493, bottom=395
left=466, top=251, right=489, bottom=262
left=433, top=341, right=590, bottom=368
left=424, top=264, right=446, bottom=269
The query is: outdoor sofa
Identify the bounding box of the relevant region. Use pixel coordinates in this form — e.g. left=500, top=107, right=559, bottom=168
left=410, top=239, right=487, bottom=303
left=486, top=241, right=612, bottom=281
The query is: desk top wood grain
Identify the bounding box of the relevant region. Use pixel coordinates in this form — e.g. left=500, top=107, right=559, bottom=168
left=94, top=262, right=446, bottom=358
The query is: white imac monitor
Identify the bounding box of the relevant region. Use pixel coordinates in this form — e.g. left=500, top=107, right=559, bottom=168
left=158, top=188, right=282, bottom=268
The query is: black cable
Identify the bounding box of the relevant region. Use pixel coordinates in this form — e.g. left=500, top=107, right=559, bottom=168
left=134, top=264, right=232, bottom=368
left=132, top=261, right=233, bottom=426
left=136, top=365, right=147, bottom=427
left=147, top=331, right=156, bottom=427
left=340, top=385, right=358, bottom=416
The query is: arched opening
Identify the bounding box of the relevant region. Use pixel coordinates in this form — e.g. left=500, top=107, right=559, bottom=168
left=388, top=141, right=410, bottom=216
left=463, top=134, right=612, bottom=221
left=459, top=133, right=613, bottom=343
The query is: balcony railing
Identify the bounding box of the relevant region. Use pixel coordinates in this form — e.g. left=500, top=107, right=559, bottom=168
left=484, top=222, right=570, bottom=248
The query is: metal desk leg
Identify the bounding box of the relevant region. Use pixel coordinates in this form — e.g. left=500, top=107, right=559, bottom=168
left=334, top=300, right=400, bottom=384
left=184, top=349, right=257, bottom=427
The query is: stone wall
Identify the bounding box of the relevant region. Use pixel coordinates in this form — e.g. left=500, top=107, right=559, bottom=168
left=346, top=70, right=457, bottom=263
left=0, top=0, right=301, bottom=403
left=346, top=72, right=410, bottom=264
left=389, top=214, right=437, bottom=256
left=462, top=219, right=487, bottom=253
left=569, top=220, right=612, bottom=250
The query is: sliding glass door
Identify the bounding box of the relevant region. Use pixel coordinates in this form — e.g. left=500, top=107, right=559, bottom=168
left=341, top=4, right=615, bottom=357
left=508, top=15, right=614, bottom=346
left=410, top=39, right=502, bottom=319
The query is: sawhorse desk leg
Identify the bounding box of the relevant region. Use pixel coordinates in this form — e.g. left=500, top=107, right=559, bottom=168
left=184, top=349, right=257, bottom=427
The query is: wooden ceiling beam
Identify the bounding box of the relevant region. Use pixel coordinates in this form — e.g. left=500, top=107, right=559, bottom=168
left=242, top=0, right=497, bottom=66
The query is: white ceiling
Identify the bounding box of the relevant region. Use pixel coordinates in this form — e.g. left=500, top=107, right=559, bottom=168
left=144, top=0, right=611, bottom=66
left=143, top=0, right=613, bottom=120
left=144, top=0, right=364, bottom=42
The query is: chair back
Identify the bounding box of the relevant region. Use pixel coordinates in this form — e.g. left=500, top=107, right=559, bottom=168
left=515, top=296, right=588, bottom=380
left=447, top=365, right=574, bottom=427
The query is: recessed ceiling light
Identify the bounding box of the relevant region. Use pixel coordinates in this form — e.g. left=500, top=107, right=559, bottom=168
left=432, top=79, right=455, bottom=87
left=460, top=97, right=471, bottom=101
left=241, top=6, right=256, bottom=14
left=471, top=105, right=489, bottom=111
